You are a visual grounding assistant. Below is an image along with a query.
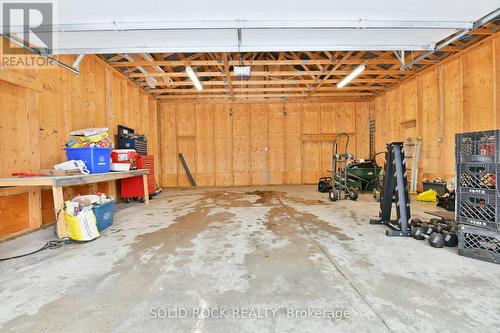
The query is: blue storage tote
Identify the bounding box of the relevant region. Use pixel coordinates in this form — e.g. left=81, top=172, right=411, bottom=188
left=65, top=147, right=112, bottom=173
left=92, top=199, right=116, bottom=231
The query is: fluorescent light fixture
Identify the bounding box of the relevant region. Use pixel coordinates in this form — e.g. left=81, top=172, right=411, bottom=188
left=337, top=64, right=366, bottom=88
left=186, top=66, right=203, bottom=91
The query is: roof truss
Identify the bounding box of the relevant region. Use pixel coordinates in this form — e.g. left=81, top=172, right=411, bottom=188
left=102, top=21, right=499, bottom=102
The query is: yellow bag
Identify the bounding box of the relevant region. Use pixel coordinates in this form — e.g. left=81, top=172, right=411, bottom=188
left=64, top=201, right=100, bottom=241
left=416, top=189, right=438, bottom=203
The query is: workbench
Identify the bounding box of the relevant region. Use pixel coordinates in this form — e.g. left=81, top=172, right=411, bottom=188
left=0, top=170, right=150, bottom=238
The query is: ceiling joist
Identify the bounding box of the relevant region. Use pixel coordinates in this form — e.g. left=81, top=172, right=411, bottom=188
left=100, top=20, right=499, bottom=101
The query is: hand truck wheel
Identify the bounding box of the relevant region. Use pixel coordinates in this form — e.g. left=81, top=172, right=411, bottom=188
left=329, top=189, right=339, bottom=202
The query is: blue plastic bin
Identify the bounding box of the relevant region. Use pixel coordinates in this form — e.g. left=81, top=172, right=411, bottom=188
left=92, top=199, right=115, bottom=231
left=65, top=147, right=112, bottom=173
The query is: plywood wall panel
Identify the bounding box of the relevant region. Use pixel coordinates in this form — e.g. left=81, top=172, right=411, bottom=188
left=177, top=137, right=196, bottom=187
left=70, top=69, right=84, bottom=131
left=462, top=42, right=495, bottom=131
left=372, top=35, right=500, bottom=183
left=196, top=104, right=215, bottom=186
left=110, top=73, right=123, bottom=144
left=177, top=104, right=196, bottom=137
left=37, top=68, right=64, bottom=169
left=335, top=102, right=357, bottom=155
left=319, top=103, right=335, bottom=177
left=419, top=70, right=440, bottom=179
left=302, top=103, right=321, bottom=183
left=442, top=58, right=463, bottom=177
left=249, top=104, right=268, bottom=185
left=94, top=62, right=107, bottom=127
left=400, top=80, right=417, bottom=122
left=373, top=96, right=386, bottom=165
left=213, top=104, right=233, bottom=186
left=158, top=100, right=370, bottom=187
left=285, top=103, right=302, bottom=184
left=385, top=89, right=401, bottom=143
left=355, top=102, right=370, bottom=159
left=2, top=83, right=28, bottom=176
left=41, top=190, right=55, bottom=226
left=0, top=52, right=160, bottom=239
left=267, top=104, right=286, bottom=184
left=0, top=193, right=29, bottom=238
left=120, top=80, right=129, bottom=127
left=149, top=99, right=161, bottom=186
left=320, top=103, right=335, bottom=134
left=127, top=86, right=138, bottom=131
left=232, top=104, right=251, bottom=185
left=82, top=57, right=97, bottom=128
left=160, top=104, right=178, bottom=187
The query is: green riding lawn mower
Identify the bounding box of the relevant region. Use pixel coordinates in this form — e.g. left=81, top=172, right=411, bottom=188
left=317, top=133, right=382, bottom=201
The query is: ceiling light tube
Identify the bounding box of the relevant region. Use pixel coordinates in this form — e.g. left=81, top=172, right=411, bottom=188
left=337, top=64, right=366, bottom=89
left=186, top=65, right=203, bottom=91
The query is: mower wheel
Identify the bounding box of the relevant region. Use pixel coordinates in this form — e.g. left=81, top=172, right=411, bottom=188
left=348, top=189, right=358, bottom=201
left=329, top=190, right=339, bottom=202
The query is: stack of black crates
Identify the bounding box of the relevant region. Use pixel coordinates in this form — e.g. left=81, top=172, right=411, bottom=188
left=456, top=130, right=500, bottom=264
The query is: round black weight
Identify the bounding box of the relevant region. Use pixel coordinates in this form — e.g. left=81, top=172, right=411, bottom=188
left=429, top=218, right=442, bottom=226
left=443, top=231, right=458, bottom=247
left=411, top=227, right=426, bottom=240
left=410, top=218, right=423, bottom=227
left=424, top=225, right=434, bottom=236
left=428, top=232, right=445, bottom=248
left=348, top=189, right=358, bottom=201
left=435, top=223, right=448, bottom=234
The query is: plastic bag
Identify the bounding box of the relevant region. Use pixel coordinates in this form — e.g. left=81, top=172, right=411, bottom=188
left=64, top=201, right=100, bottom=241
left=417, top=189, right=438, bottom=203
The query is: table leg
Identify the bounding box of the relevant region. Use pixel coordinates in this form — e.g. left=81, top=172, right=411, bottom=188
left=52, top=186, right=67, bottom=238
left=28, top=188, right=42, bottom=230
left=142, top=175, right=150, bottom=205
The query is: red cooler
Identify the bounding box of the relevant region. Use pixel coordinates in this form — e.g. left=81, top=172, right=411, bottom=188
left=111, top=149, right=139, bottom=166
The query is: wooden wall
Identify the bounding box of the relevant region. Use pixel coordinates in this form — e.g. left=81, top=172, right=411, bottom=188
left=159, top=101, right=371, bottom=187
left=372, top=33, right=500, bottom=182
left=0, top=43, right=159, bottom=238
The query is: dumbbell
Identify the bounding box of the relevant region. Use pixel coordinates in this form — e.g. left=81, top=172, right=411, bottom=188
left=428, top=217, right=442, bottom=226
left=442, top=230, right=458, bottom=247
left=411, top=226, right=426, bottom=240
left=412, top=223, right=458, bottom=247
left=410, top=218, right=429, bottom=240
left=424, top=221, right=457, bottom=236
left=410, top=218, right=444, bottom=247
left=411, top=229, right=445, bottom=248
left=427, top=232, right=445, bottom=248
left=410, top=218, right=426, bottom=228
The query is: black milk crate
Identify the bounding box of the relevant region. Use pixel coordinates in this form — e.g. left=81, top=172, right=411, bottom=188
left=456, top=191, right=499, bottom=231
left=455, top=130, right=499, bottom=163
left=457, top=163, right=498, bottom=196
left=458, top=224, right=500, bottom=264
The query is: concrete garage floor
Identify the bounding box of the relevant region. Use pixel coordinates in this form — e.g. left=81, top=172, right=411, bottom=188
left=1, top=185, right=499, bottom=332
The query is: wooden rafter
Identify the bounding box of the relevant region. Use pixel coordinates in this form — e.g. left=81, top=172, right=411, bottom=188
left=100, top=21, right=499, bottom=101
left=307, top=51, right=353, bottom=97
